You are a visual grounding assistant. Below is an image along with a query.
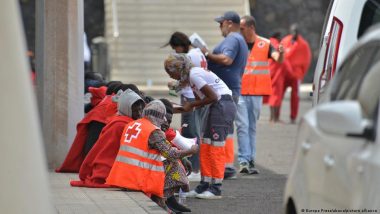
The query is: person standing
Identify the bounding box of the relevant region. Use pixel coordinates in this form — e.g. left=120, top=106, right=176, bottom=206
left=237, top=15, right=284, bottom=174
left=164, top=53, right=236, bottom=199
left=267, top=33, right=293, bottom=122
left=164, top=32, right=208, bottom=182
left=281, top=24, right=312, bottom=123
left=201, top=11, right=248, bottom=179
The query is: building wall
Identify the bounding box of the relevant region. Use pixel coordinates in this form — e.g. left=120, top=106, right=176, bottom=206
left=250, top=0, right=331, bottom=83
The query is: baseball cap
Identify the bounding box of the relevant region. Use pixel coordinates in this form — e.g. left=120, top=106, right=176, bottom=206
left=214, top=11, right=240, bottom=24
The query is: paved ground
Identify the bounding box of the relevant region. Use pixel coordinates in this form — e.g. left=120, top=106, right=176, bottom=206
left=185, top=98, right=312, bottom=214
left=50, top=173, right=166, bottom=214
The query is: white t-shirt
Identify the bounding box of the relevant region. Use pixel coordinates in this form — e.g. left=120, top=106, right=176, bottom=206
left=181, top=48, right=208, bottom=98
left=189, top=67, right=232, bottom=100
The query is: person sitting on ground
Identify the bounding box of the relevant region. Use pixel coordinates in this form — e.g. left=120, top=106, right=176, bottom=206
left=56, top=83, right=140, bottom=172
left=70, top=88, right=145, bottom=187
left=158, top=98, right=194, bottom=213
left=106, top=100, right=198, bottom=213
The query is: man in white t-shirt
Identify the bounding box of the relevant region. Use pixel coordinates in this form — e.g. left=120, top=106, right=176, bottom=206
left=164, top=53, right=237, bottom=199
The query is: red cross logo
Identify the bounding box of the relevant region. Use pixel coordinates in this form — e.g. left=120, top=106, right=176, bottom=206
left=200, top=56, right=208, bottom=69
left=258, top=41, right=265, bottom=48
left=124, top=122, right=142, bottom=143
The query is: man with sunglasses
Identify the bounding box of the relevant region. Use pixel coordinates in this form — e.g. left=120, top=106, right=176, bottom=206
left=200, top=11, right=248, bottom=180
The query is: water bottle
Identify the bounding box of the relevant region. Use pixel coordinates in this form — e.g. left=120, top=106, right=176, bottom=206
left=178, top=188, right=186, bottom=205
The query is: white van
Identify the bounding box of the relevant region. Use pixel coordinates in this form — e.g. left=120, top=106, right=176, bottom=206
left=312, top=0, right=380, bottom=105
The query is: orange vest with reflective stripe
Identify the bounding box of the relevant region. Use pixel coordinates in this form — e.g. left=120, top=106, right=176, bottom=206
left=106, top=118, right=165, bottom=197
left=241, top=36, right=272, bottom=95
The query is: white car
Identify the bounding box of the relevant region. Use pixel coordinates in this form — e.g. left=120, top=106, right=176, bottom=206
left=284, top=26, right=380, bottom=213
left=312, top=0, right=380, bottom=105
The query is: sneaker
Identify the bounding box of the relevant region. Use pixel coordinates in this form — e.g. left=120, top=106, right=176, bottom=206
left=224, top=167, right=237, bottom=179
left=185, top=190, right=200, bottom=198
left=239, top=162, right=249, bottom=173
left=187, top=172, right=201, bottom=182
left=196, top=190, right=222, bottom=199
left=248, top=160, right=259, bottom=174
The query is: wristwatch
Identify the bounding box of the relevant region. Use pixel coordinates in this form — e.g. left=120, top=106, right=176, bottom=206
left=204, top=51, right=209, bottom=57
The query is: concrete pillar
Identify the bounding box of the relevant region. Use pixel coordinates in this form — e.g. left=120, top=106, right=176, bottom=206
left=36, top=0, right=84, bottom=169
left=0, top=1, right=54, bottom=213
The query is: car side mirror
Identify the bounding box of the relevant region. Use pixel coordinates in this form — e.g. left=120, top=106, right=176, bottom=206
left=316, top=101, right=373, bottom=139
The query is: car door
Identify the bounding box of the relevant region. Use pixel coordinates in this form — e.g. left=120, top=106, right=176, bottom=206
left=348, top=49, right=380, bottom=209
left=316, top=45, right=377, bottom=208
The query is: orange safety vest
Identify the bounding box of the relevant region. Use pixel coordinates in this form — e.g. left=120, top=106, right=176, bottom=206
left=241, top=36, right=272, bottom=95
left=106, top=118, right=165, bottom=197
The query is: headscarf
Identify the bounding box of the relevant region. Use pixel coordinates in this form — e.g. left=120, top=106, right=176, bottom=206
left=142, top=100, right=167, bottom=127
left=113, top=89, right=143, bottom=117
left=164, top=53, right=193, bottom=91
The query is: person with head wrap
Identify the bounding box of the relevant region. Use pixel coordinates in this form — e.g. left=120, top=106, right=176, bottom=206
left=106, top=100, right=198, bottom=213
left=70, top=89, right=145, bottom=188
left=164, top=53, right=237, bottom=199
left=56, top=83, right=141, bottom=173
left=160, top=98, right=193, bottom=178
left=164, top=31, right=208, bottom=182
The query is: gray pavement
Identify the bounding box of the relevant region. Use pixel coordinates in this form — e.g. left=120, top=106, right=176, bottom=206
left=185, top=97, right=312, bottom=214
left=50, top=85, right=313, bottom=214
left=50, top=173, right=166, bottom=214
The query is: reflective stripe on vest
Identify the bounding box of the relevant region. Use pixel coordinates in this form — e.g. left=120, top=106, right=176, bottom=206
left=120, top=145, right=162, bottom=162
left=116, top=155, right=164, bottom=172
left=250, top=61, right=269, bottom=67
left=244, top=69, right=270, bottom=75
left=202, top=138, right=225, bottom=147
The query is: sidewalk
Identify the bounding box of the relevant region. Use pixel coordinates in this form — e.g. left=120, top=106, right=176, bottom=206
left=50, top=172, right=166, bottom=214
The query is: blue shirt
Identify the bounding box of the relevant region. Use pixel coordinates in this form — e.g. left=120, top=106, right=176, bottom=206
left=208, top=32, right=248, bottom=96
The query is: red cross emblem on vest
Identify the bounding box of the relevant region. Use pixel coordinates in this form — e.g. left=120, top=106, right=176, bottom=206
left=124, top=122, right=142, bottom=143
left=258, top=41, right=265, bottom=48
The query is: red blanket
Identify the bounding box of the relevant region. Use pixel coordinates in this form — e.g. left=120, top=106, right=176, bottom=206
left=281, top=35, right=312, bottom=80
left=56, top=95, right=117, bottom=172
left=267, top=37, right=293, bottom=107
left=70, top=115, right=133, bottom=187
left=88, top=86, right=107, bottom=107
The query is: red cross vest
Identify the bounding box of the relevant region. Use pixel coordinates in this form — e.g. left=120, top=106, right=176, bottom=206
left=106, top=118, right=165, bottom=197
left=241, top=36, right=272, bottom=95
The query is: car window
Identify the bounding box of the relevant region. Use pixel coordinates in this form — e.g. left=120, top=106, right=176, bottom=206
left=358, top=0, right=380, bottom=38
left=357, top=48, right=380, bottom=119
left=319, top=0, right=335, bottom=47
left=331, top=46, right=376, bottom=101
left=357, top=61, right=380, bottom=119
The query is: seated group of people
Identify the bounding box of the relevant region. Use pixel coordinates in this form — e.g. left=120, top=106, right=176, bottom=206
left=56, top=80, right=198, bottom=213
